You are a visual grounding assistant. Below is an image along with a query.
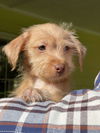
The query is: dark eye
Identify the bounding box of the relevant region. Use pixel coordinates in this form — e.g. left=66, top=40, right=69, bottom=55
left=38, top=45, right=46, bottom=51
left=64, top=46, right=70, bottom=51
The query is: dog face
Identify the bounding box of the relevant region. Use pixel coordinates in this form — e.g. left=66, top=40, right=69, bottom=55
left=3, top=23, right=86, bottom=82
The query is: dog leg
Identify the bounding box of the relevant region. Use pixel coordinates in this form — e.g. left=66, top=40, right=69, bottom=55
left=22, top=88, right=49, bottom=103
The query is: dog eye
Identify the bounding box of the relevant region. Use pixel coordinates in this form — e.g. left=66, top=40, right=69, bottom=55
left=38, top=45, right=46, bottom=51
left=64, top=46, right=70, bottom=51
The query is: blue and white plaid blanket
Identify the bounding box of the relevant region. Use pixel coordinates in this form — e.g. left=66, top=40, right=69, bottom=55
left=0, top=72, right=100, bottom=133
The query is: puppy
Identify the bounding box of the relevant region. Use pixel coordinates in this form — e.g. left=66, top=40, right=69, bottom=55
left=3, top=23, right=86, bottom=102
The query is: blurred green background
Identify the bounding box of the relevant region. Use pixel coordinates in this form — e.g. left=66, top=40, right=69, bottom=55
left=0, top=0, right=100, bottom=97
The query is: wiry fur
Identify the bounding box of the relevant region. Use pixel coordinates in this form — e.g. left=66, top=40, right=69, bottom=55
left=2, top=23, right=86, bottom=102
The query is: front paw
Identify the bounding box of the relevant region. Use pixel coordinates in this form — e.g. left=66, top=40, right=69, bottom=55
left=22, top=88, right=49, bottom=103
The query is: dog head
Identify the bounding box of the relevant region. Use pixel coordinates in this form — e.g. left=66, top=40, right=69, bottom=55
left=3, top=23, right=86, bottom=82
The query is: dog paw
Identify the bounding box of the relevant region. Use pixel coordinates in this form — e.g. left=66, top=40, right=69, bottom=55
left=22, top=88, right=49, bottom=103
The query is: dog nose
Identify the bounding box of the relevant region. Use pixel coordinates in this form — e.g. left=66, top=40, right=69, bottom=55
left=55, top=64, right=65, bottom=74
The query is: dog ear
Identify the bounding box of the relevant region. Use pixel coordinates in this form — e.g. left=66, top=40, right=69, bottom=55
left=75, top=40, right=86, bottom=71
left=2, top=32, right=29, bottom=70
left=70, top=34, right=86, bottom=71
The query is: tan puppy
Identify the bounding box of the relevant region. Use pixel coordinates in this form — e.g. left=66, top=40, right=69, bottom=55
left=3, top=23, right=86, bottom=102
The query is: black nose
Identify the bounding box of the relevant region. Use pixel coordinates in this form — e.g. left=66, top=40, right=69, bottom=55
left=55, top=64, right=65, bottom=74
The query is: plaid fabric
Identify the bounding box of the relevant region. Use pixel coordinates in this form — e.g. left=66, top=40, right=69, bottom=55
left=0, top=72, right=100, bottom=133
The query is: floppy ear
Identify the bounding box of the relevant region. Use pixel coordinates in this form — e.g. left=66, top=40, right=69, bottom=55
left=2, top=32, right=29, bottom=70
left=70, top=34, right=87, bottom=71
left=75, top=39, right=86, bottom=71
